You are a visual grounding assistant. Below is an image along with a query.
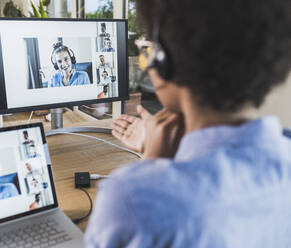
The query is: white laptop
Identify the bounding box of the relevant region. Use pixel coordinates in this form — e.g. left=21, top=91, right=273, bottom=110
left=0, top=123, right=84, bottom=248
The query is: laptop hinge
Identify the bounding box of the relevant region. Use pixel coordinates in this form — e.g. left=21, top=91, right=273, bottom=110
left=0, top=207, right=60, bottom=227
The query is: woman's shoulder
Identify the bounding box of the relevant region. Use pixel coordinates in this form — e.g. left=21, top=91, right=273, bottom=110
left=51, top=72, right=62, bottom=87
left=52, top=71, right=62, bottom=79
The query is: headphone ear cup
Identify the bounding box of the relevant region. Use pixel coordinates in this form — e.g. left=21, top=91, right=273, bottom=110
left=148, top=42, right=172, bottom=81
left=53, top=63, right=59, bottom=70
left=51, top=54, right=59, bottom=70
left=69, top=49, right=76, bottom=64
left=70, top=55, right=76, bottom=64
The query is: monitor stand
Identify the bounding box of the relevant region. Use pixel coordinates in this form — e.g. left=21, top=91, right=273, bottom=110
left=0, top=102, right=122, bottom=134
left=0, top=114, right=12, bottom=128
left=45, top=107, right=116, bottom=137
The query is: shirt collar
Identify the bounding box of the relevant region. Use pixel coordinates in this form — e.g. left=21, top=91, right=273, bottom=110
left=174, top=116, right=282, bottom=161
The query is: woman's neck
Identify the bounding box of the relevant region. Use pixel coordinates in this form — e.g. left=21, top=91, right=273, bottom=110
left=180, top=94, right=258, bottom=134
left=62, top=69, right=74, bottom=86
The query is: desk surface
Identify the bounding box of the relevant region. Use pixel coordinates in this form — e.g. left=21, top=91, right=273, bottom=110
left=3, top=110, right=140, bottom=232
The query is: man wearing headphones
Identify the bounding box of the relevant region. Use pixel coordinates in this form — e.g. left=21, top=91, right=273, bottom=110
left=50, top=42, right=90, bottom=87
left=86, top=0, right=291, bottom=247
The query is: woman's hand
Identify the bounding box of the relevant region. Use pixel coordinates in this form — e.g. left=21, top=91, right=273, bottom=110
left=111, top=105, right=184, bottom=159
left=111, top=114, right=146, bottom=153
left=137, top=106, right=184, bottom=159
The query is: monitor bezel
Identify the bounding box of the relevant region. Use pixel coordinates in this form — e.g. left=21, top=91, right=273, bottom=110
left=0, top=122, right=58, bottom=224
left=0, top=17, right=129, bottom=115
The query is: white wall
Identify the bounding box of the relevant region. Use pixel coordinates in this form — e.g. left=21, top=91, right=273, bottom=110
left=63, top=37, right=92, bottom=62
left=38, top=37, right=58, bottom=84
left=0, top=148, right=17, bottom=176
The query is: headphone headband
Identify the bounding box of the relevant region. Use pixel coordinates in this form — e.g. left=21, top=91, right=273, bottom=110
left=147, top=20, right=172, bottom=81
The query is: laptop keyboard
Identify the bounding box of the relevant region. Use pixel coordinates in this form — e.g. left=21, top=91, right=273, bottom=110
left=0, top=217, right=73, bottom=248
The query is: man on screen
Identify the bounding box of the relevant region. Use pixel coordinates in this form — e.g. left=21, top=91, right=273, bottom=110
left=24, top=163, right=44, bottom=194
left=29, top=193, right=41, bottom=210
left=97, top=55, right=111, bottom=71
left=22, top=130, right=39, bottom=159
left=99, top=23, right=110, bottom=38
left=100, top=71, right=111, bottom=85
left=101, top=38, right=115, bottom=52
left=97, top=85, right=109, bottom=99
left=50, top=42, right=90, bottom=87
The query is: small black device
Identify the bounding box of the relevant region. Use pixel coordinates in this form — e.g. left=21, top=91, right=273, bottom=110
left=75, top=172, right=90, bottom=188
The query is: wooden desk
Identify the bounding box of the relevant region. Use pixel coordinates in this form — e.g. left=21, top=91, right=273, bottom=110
left=3, top=111, right=140, bottom=232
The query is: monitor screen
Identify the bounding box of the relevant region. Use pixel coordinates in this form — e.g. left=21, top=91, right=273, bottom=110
left=0, top=18, right=129, bottom=114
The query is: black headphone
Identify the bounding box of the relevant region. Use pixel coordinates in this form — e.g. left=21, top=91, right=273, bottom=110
left=147, top=22, right=173, bottom=81
left=51, top=42, right=76, bottom=70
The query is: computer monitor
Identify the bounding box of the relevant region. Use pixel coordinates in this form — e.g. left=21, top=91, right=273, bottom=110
left=0, top=18, right=129, bottom=114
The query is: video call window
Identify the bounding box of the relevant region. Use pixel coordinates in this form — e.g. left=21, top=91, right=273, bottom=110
left=0, top=148, right=21, bottom=201
left=25, top=37, right=93, bottom=89
left=0, top=172, right=21, bottom=201
left=23, top=22, right=119, bottom=100
left=0, top=128, right=54, bottom=219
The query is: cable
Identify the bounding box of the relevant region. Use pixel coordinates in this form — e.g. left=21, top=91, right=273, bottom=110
left=90, top=173, right=109, bottom=180
left=81, top=105, right=112, bottom=117
left=72, top=174, right=108, bottom=224
left=27, top=111, right=34, bottom=124
left=81, top=105, right=100, bottom=110
left=54, top=132, right=143, bottom=159
left=73, top=187, right=93, bottom=224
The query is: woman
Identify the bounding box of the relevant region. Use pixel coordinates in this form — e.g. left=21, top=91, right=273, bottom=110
left=86, top=0, right=291, bottom=247
left=50, top=42, right=90, bottom=87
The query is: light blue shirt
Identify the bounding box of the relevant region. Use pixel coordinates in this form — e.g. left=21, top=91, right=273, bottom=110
left=0, top=183, right=19, bottom=200
left=85, top=116, right=291, bottom=248
left=50, top=70, right=90, bottom=87
left=101, top=47, right=115, bottom=52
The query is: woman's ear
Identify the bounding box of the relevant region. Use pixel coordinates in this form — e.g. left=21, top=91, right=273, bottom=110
left=148, top=68, right=184, bottom=112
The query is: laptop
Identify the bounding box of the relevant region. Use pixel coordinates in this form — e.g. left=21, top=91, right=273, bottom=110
left=0, top=123, right=84, bottom=248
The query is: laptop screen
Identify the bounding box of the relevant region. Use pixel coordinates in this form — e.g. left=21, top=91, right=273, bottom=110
left=0, top=123, right=57, bottom=223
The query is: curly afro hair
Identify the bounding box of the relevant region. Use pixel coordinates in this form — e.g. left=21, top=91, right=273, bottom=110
left=137, top=0, right=291, bottom=112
